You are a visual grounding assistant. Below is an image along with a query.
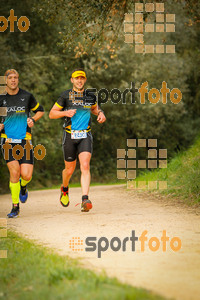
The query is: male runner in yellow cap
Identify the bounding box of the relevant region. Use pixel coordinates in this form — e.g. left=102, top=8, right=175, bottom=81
left=49, top=68, right=106, bottom=212
left=0, top=69, right=44, bottom=217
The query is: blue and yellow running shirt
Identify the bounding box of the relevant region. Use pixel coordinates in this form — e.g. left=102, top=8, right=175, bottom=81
left=55, top=89, right=97, bottom=132
left=0, top=88, right=44, bottom=140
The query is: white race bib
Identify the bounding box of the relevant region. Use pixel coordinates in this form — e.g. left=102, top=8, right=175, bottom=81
left=71, top=130, right=87, bottom=139
left=6, top=138, right=22, bottom=143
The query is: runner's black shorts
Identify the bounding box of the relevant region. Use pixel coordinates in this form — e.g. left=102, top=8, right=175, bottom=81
left=1, top=138, right=34, bottom=165
left=62, top=131, right=93, bottom=162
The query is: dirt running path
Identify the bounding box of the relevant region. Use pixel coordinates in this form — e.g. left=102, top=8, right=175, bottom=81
left=0, top=185, right=200, bottom=300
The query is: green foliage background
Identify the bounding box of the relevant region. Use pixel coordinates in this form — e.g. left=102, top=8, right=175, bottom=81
left=0, top=0, right=199, bottom=193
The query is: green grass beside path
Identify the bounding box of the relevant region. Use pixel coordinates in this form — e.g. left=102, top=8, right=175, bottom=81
left=132, top=135, right=200, bottom=204
left=0, top=231, right=165, bottom=300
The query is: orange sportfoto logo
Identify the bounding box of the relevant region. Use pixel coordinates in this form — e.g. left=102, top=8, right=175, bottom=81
left=69, top=230, right=182, bottom=258
left=0, top=9, right=30, bottom=33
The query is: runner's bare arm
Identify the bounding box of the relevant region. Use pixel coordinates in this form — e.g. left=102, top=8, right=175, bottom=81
left=0, top=123, right=4, bottom=131
left=27, top=111, right=44, bottom=128
left=91, top=105, right=106, bottom=124
left=49, top=104, right=76, bottom=119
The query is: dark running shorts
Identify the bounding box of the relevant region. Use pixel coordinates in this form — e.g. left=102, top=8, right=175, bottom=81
left=62, top=131, right=93, bottom=162
left=1, top=138, right=34, bottom=165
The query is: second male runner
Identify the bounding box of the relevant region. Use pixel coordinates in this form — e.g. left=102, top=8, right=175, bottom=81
left=0, top=69, right=44, bottom=218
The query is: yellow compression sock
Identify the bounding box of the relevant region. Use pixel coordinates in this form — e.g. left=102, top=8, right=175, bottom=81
left=9, top=181, right=20, bottom=204
left=21, top=177, right=32, bottom=187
